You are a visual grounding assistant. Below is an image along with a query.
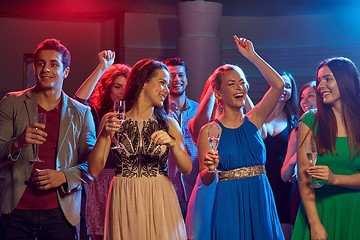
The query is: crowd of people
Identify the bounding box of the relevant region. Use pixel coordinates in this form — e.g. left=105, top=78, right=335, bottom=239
left=0, top=36, right=360, bottom=240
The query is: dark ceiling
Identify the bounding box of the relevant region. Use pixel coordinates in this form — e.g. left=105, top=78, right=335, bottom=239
left=0, top=0, right=358, bottom=20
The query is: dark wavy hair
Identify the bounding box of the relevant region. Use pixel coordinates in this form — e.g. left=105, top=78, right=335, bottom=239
left=163, top=57, right=187, bottom=76
left=315, top=57, right=360, bottom=157
left=122, top=59, right=169, bottom=127
left=280, top=72, right=299, bottom=129
left=88, top=64, right=131, bottom=119
left=34, top=38, right=70, bottom=70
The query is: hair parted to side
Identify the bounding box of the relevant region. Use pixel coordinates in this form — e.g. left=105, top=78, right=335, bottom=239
left=88, top=64, right=131, bottom=119
left=299, top=81, right=316, bottom=117
left=122, top=59, right=170, bottom=127
left=315, top=57, right=360, bottom=157
left=210, top=64, right=249, bottom=92
left=33, top=38, right=71, bottom=70
left=280, top=71, right=299, bottom=129
left=163, top=57, right=187, bottom=76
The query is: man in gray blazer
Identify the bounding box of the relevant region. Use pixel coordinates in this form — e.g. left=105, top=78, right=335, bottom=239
left=0, top=39, right=96, bottom=239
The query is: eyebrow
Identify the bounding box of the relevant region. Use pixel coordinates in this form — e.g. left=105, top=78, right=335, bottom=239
left=36, top=59, right=60, bottom=64
left=319, top=74, right=333, bottom=79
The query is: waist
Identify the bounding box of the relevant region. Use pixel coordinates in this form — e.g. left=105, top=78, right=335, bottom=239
left=219, top=165, right=266, bottom=181
left=115, top=169, right=168, bottom=178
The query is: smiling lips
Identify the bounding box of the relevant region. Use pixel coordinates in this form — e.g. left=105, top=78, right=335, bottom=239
left=302, top=105, right=312, bottom=111
left=234, top=93, right=244, bottom=99
left=172, top=84, right=182, bottom=88
left=40, top=75, right=52, bottom=80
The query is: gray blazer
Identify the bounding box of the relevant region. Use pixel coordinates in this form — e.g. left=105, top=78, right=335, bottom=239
left=0, top=87, right=96, bottom=226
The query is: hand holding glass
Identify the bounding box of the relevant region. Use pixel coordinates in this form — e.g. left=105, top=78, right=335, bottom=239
left=31, top=112, right=46, bottom=163
left=111, top=100, right=125, bottom=150
left=305, top=139, right=323, bottom=188
left=207, top=122, right=221, bottom=173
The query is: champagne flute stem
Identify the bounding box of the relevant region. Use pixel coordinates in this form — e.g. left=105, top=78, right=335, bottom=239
left=35, top=144, right=39, bottom=160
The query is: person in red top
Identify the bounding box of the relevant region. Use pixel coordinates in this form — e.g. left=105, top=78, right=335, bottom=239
left=0, top=39, right=96, bottom=239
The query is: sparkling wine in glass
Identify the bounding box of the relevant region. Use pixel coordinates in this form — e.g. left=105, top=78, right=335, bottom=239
left=207, top=122, right=221, bottom=173
left=31, top=112, right=46, bottom=163
left=305, top=139, right=323, bottom=188
left=111, top=100, right=125, bottom=150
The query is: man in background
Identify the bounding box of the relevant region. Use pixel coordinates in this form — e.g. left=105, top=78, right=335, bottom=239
left=164, top=58, right=199, bottom=219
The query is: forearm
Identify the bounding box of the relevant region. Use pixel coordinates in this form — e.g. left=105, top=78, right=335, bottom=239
left=199, top=168, right=216, bottom=186
left=9, top=138, right=20, bottom=156
left=330, top=173, right=360, bottom=189
left=281, top=154, right=297, bottom=182
left=87, top=135, right=111, bottom=177
left=247, top=53, right=284, bottom=91
left=298, top=174, right=322, bottom=227
left=75, top=63, right=108, bottom=100
left=189, top=88, right=215, bottom=143
left=169, top=144, right=192, bottom=175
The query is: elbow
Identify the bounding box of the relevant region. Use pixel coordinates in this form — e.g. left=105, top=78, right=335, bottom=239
left=276, top=79, right=285, bottom=92
left=88, top=168, right=99, bottom=178
left=183, top=164, right=192, bottom=175
left=88, top=163, right=102, bottom=178
left=280, top=168, right=287, bottom=182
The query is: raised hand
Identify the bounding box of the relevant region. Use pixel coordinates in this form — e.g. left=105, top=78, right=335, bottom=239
left=233, top=35, right=256, bottom=60
left=98, top=50, right=115, bottom=70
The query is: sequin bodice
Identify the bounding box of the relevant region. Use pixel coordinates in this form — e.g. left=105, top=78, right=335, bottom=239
left=112, top=117, right=169, bottom=177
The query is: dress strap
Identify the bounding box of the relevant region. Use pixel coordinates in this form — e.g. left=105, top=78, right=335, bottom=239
left=214, top=118, right=223, bottom=128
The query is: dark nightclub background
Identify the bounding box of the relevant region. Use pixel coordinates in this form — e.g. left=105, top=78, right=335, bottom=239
left=1, top=0, right=360, bottom=103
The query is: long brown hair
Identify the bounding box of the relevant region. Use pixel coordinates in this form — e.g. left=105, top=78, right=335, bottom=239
left=122, top=59, right=169, bottom=127
left=315, top=57, right=360, bottom=157
left=280, top=72, right=299, bottom=129
left=88, top=64, right=131, bottom=119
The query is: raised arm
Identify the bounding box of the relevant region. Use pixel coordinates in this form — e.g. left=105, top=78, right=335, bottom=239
left=188, top=81, right=216, bottom=144
left=297, top=122, right=327, bottom=239
left=281, top=129, right=298, bottom=182
left=245, top=94, right=267, bottom=139
left=233, top=36, right=284, bottom=129
left=75, top=50, right=115, bottom=100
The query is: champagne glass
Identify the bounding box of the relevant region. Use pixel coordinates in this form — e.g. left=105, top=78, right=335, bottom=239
left=305, top=139, right=323, bottom=188
left=207, top=122, right=221, bottom=173
left=111, top=100, right=125, bottom=150
left=31, top=112, right=46, bottom=163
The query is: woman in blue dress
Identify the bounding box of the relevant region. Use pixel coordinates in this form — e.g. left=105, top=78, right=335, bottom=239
left=197, top=36, right=285, bottom=239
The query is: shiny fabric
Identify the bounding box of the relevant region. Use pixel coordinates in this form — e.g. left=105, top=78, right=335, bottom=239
left=219, top=165, right=266, bottom=181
